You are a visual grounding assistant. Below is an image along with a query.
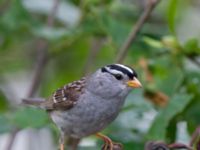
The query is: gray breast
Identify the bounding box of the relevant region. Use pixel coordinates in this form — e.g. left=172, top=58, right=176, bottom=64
left=50, top=90, right=128, bottom=138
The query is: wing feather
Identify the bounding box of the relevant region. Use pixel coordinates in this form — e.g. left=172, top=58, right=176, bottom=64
left=43, top=78, right=86, bottom=111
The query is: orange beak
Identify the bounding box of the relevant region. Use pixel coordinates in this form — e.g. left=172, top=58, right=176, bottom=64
left=127, top=77, right=142, bottom=88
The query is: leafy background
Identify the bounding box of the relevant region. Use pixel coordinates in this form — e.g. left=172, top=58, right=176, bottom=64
left=0, top=0, right=200, bottom=150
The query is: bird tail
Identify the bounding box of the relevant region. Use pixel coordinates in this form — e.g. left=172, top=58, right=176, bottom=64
left=22, top=98, right=46, bottom=109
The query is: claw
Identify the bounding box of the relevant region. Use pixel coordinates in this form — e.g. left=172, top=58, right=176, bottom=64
left=96, top=133, right=123, bottom=150
left=102, top=142, right=123, bottom=150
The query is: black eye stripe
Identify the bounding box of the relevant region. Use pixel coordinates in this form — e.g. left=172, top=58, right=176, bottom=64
left=114, top=74, right=123, bottom=80
left=101, top=67, right=108, bottom=73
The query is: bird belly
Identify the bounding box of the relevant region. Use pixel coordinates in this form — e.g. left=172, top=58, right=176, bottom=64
left=50, top=94, right=125, bottom=138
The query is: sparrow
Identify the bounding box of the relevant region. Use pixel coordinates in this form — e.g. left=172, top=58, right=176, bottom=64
left=23, top=64, right=142, bottom=150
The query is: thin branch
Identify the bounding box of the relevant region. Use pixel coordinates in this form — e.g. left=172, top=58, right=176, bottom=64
left=6, top=1, right=60, bottom=150
left=27, top=0, right=60, bottom=97
left=5, top=128, right=19, bottom=150
left=187, top=56, right=200, bottom=68
left=190, top=126, right=200, bottom=146
left=27, top=40, right=48, bottom=97
left=46, top=0, right=59, bottom=27
left=115, top=0, right=161, bottom=63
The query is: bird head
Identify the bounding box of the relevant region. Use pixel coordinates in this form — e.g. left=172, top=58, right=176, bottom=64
left=87, top=64, right=142, bottom=98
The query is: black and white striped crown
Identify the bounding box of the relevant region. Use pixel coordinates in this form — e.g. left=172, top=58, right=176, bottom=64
left=101, top=64, right=137, bottom=79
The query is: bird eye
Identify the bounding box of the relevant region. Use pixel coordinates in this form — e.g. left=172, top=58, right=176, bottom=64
left=115, top=74, right=123, bottom=80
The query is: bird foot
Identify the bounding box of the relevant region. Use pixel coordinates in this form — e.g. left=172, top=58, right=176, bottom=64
left=96, top=133, right=123, bottom=150
left=102, top=142, right=123, bottom=150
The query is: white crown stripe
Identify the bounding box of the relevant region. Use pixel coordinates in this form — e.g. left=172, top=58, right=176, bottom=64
left=115, top=64, right=133, bottom=74
left=106, top=68, right=124, bottom=75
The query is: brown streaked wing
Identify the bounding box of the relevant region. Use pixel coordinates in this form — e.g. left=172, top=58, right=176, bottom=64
left=44, top=78, right=86, bottom=111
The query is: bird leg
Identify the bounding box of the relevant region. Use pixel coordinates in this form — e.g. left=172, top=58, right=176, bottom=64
left=67, top=137, right=80, bottom=150
left=60, top=144, right=64, bottom=150
left=96, top=133, right=114, bottom=150
left=59, top=133, right=65, bottom=150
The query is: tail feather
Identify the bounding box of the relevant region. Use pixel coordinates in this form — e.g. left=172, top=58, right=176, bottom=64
left=22, top=98, right=46, bottom=108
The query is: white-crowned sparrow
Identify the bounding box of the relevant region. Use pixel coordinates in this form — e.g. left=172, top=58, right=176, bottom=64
left=23, top=64, right=142, bottom=150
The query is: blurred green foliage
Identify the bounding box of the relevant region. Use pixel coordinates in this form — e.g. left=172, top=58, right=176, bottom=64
left=0, top=0, right=200, bottom=149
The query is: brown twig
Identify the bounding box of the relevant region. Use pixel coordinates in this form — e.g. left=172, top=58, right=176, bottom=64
left=5, top=128, right=19, bottom=150
left=190, top=126, right=200, bottom=147
left=187, top=56, right=200, bottom=68
left=6, top=0, right=60, bottom=150
left=27, top=0, right=59, bottom=97
left=145, top=141, right=193, bottom=150
left=145, top=126, right=200, bottom=150
left=27, top=39, right=48, bottom=97
left=46, top=0, right=59, bottom=28
left=115, top=0, right=161, bottom=63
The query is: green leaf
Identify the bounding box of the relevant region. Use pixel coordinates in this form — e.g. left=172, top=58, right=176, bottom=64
left=0, top=114, right=12, bottom=133
left=0, top=0, right=31, bottom=32
left=167, top=0, right=178, bottom=33
left=143, top=37, right=164, bottom=49
left=150, top=55, right=184, bottom=96
left=183, top=38, right=200, bottom=55
left=156, top=68, right=183, bottom=96
left=0, top=90, right=9, bottom=112
left=147, top=93, right=193, bottom=140
left=11, top=107, right=49, bottom=129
